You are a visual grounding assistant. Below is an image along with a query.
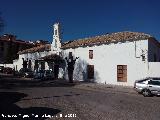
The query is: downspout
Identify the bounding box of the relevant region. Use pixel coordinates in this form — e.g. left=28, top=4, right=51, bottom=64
left=135, top=41, right=140, bottom=58
left=147, top=40, right=150, bottom=77
left=135, top=40, right=149, bottom=78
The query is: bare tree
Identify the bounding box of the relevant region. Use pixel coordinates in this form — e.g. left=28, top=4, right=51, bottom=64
left=65, top=56, right=79, bottom=83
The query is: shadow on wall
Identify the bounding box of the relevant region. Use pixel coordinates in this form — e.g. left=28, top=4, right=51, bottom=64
left=73, top=58, right=100, bottom=82
left=58, top=59, right=66, bottom=79
left=0, top=92, right=61, bottom=120
left=73, top=58, right=87, bottom=81
left=94, top=71, right=100, bottom=83
left=59, top=51, right=100, bottom=82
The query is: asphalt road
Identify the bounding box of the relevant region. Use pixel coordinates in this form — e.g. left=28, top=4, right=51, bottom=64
left=0, top=80, right=160, bottom=120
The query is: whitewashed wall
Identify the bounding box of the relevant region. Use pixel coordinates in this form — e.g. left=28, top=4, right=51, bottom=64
left=12, top=38, right=160, bottom=86
left=0, top=64, right=13, bottom=68
left=13, top=54, right=24, bottom=71
left=13, top=51, right=52, bottom=71
left=62, top=39, right=149, bottom=86
left=148, top=62, right=160, bottom=77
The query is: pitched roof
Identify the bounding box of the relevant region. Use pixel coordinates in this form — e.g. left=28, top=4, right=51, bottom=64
left=0, top=36, right=33, bottom=45
left=62, top=31, right=152, bottom=49
left=18, top=44, right=51, bottom=54
left=39, top=54, right=63, bottom=61
left=0, top=34, right=33, bottom=45
left=14, top=40, right=33, bottom=45
left=18, top=31, right=153, bottom=54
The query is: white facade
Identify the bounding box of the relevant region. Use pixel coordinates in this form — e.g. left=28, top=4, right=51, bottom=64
left=62, top=40, right=147, bottom=86
left=148, top=62, right=160, bottom=77
left=13, top=51, right=52, bottom=71
left=0, top=64, right=13, bottom=68
left=12, top=23, right=160, bottom=86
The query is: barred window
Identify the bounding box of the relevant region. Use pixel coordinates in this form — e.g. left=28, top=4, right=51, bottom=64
left=55, top=29, right=58, bottom=35
left=117, top=65, right=127, bottom=82
left=89, top=50, right=93, bottom=59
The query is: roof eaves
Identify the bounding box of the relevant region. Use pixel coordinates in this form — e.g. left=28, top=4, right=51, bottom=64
left=61, top=32, right=152, bottom=49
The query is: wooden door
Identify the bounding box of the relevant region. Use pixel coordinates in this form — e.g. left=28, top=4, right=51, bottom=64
left=41, top=62, right=45, bottom=70
left=87, top=65, right=94, bottom=79
left=117, top=65, right=127, bottom=82
left=28, top=60, right=32, bottom=69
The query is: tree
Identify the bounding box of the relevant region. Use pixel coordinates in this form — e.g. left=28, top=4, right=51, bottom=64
left=65, top=56, right=79, bottom=83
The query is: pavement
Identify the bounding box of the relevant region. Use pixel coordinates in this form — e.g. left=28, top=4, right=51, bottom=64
left=0, top=75, right=136, bottom=95
left=0, top=75, right=160, bottom=120
left=74, top=82, right=136, bottom=95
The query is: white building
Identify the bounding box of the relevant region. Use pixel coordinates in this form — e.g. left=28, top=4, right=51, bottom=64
left=13, top=23, right=160, bottom=86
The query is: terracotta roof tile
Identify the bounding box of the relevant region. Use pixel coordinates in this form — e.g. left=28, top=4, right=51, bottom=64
left=39, top=54, right=63, bottom=61
left=61, top=31, right=152, bottom=49
left=18, top=44, right=51, bottom=54
left=0, top=38, right=33, bottom=45
left=18, top=31, right=153, bottom=54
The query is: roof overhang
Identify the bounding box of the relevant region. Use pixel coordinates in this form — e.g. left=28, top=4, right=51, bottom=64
left=39, top=54, right=63, bottom=62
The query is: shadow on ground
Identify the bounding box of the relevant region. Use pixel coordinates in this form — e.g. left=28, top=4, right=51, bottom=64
left=0, top=92, right=61, bottom=120
left=0, top=79, right=76, bottom=89
left=0, top=73, right=78, bottom=89
left=21, top=93, right=81, bottom=101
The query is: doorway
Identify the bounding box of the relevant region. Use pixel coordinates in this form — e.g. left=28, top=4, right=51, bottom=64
left=54, top=64, right=59, bottom=79
left=87, top=65, right=94, bottom=79
left=28, top=60, right=32, bottom=69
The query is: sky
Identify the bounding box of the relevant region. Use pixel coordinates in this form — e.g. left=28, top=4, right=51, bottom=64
left=0, top=0, right=160, bottom=42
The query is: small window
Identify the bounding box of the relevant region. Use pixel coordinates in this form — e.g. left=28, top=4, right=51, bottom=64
left=55, top=29, right=58, bottom=35
left=148, top=80, right=160, bottom=85
left=89, top=50, right=93, bottom=59
left=117, top=65, right=127, bottom=82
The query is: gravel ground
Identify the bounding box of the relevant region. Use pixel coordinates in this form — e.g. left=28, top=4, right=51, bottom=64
left=0, top=80, right=160, bottom=120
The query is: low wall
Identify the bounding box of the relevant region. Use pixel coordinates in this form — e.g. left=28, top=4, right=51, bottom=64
left=148, top=62, right=160, bottom=77
left=0, top=64, right=14, bottom=68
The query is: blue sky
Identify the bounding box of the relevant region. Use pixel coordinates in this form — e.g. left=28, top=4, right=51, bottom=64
left=0, top=0, right=160, bottom=42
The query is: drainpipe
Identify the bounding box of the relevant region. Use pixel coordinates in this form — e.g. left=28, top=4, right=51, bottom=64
left=147, top=53, right=150, bottom=77
left=147, top=41, right=150, bottom=77
left=135, top=41, right=149, bottom=77
left=135, top=41, right=140, bottom=58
